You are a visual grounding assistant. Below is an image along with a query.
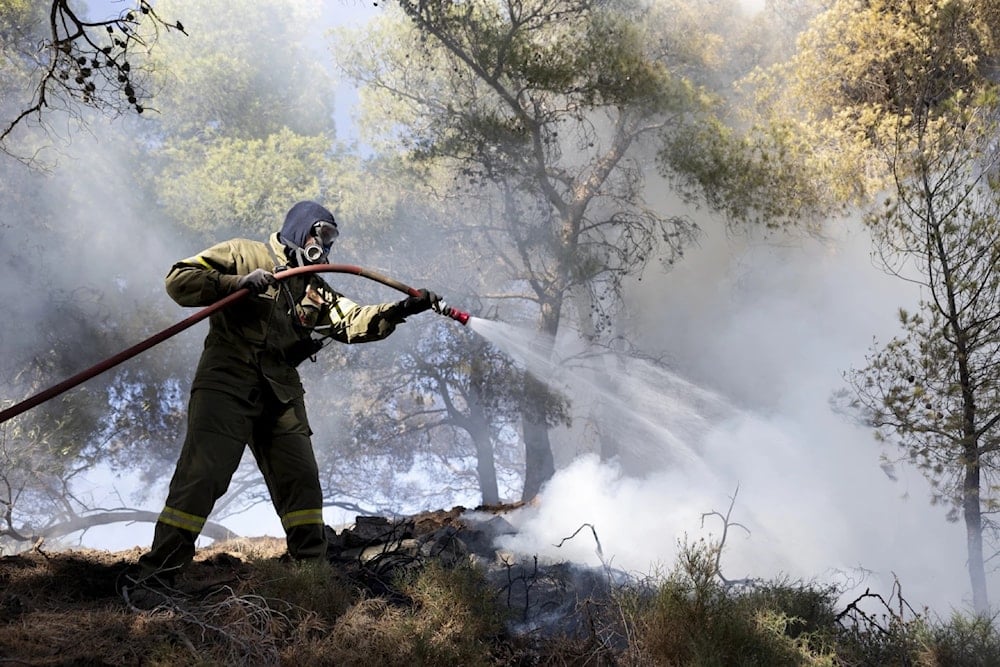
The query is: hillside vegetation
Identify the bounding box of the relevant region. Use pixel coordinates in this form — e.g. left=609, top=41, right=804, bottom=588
left=1, top=508, right=999, bottom=666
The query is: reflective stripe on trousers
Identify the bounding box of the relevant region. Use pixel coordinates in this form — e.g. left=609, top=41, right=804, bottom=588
left=282, top=508, right=325, bottom=530
left=158, top=506, right=207, bottom=533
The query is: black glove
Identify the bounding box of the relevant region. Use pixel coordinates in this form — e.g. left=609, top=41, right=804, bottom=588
left=398, top=288, right=440, bottom=317
left=236, top=268, right=276, bottom=294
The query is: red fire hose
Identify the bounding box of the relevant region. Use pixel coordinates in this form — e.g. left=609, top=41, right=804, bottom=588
left=0, top=264, right=470, bottom=425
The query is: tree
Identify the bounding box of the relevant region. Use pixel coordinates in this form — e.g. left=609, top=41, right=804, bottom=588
left=847, top=118, right=1000, bottom=614
left=0, top=165, right=189, bottom=552
left=348, top=315, right=569, bottom=506
left=155, top=128, right=345, bottom=240
left=145, top=0, right=332, bottom=141
left=0, top=0, right=186, bottom=161
left=784, top=0, right=1000, bottom=614
left=658, top=0, right=843, bottom=233
left=137, top=0, right=341, bottom=241
left=844, top=139, right=1000, bottom=614
left=335, top=0, right=728, bottom=499
left=0, top=43, right=192, bottom=545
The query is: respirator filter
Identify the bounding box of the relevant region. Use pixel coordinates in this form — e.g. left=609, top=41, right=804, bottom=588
left=302, top=221, right=338, bottom=263
left=303, top=244, right=325, bottom=263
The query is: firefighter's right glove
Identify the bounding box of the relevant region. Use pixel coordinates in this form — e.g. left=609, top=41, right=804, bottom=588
left=398, top=288, right=440, bottom=317
left=236, top=268, right=276, bottom=294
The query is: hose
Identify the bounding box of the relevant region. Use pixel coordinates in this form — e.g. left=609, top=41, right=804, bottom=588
left=0, top=263, right=470, bottom=425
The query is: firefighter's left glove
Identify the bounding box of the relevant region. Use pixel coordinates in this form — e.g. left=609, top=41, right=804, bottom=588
left=237, top=268, right=276, bottom=294
left=398, top=288, right=440, bottom=316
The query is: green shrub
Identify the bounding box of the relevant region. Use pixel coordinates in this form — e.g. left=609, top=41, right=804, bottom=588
left=622, top=536, right=838, bottom=666
left=921, top=613, right=1000, bottom=667
left=314, top=560, right=507, bottom=667
left=836, top=606, right=1000, bottom=667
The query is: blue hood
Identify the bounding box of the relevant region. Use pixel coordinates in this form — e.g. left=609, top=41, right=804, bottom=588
left=280, top=201, right=336, bottom=249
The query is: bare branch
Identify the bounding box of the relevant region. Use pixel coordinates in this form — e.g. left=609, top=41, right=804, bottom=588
left=1, top=0, right=187, bottom=155
left=700, top=485, right=753, bottom=587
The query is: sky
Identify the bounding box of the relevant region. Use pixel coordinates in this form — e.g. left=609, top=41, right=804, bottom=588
left=14, top=0, right=995, bottom=617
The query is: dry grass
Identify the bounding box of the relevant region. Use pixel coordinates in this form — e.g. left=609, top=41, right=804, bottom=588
left=2, top=532, right=998, bottom=665
left=0, top=537, right=511, bottom=666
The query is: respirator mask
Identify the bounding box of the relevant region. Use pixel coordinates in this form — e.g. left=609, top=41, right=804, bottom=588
left=290, top=220, right=339, bottom=265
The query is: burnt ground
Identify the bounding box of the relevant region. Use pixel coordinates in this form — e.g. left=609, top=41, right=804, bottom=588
left=0, top=538, right=291, bottom=665
left=0, top=505, right=622, bottom=666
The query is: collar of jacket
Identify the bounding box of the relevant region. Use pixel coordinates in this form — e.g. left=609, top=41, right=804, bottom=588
left=269, top=232, right=290, bottom=269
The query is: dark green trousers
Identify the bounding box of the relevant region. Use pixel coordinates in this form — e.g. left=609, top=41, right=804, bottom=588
left=138, top=386, right=326, bottom=578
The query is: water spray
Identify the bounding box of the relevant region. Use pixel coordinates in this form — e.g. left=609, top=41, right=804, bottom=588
left=0, top=263, right=470, bottom=425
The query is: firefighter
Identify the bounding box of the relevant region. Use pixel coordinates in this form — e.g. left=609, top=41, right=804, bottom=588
left=120, top=200, right=438, bottom=598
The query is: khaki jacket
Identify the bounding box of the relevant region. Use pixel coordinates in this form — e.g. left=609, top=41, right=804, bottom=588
left=166, top=233, right=400, bottom=403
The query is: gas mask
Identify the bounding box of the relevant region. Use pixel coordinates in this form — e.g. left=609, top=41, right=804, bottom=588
left=288, top=221, right=339, bottom=266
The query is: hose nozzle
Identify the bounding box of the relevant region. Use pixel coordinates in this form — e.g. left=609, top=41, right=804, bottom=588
left=435, top=300, right=470, bottom=325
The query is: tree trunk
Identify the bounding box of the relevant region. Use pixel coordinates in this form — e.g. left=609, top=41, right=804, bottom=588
left=570, top=285, right=620, bottom=461
left=468, top=401, right=500, bottom=505
left=521, top=377, right=555, bottom=501
left=520, top=299, right=561, bottom=501
left=963, top=449, right=989, bottom=614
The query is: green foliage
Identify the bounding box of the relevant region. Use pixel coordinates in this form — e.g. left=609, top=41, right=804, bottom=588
left=769, top=0, right=1000, bottom=613
left=616, top=539, right=1000, bottom=666
left=835, top=616, right=934, bottom=667
left=652, top=0, right=847, bottom=232
left=151, top=547, right=1000, bottom=665
left=795, top=0, right=997, bottom=121
left=0, top=246, right=186, bottom=549
left=923, top=613, right=1000, bottom=666
left=743, top=578, right=841, bottom=640
left=621, top=537, right=839, bottom=666
left=334, top=0, right=730, bottom=499
left=0, top=2, right=56, bottom=155
left=515, top=8, right=682, bottom=111
left=842, top=116, right=1000, bottom=538
left=0, top=0, right=38, bottom=49
left=1, top=0, right=186, bottom=155
left=834, top=588, right=1000, bottom=667
left=771, top=0, right=1000, bottom=200
left=345, top=320, right=538, bottom=505
left=6, top=541, right=1000, bottom=664
left=149, top=0, right=333, bottom=140
left=138, top=0, right=346, bottom=240
left=398, top=560, right=507, bottom=646
left=157, top=128, right=341, bottom=238
left=661, top=114, right=840, bottom=233
left=335, top=0, right=710, bottom=325
left=397, top=0, right=709, bottom=154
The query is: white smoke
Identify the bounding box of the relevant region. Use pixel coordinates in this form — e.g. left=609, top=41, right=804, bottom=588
left=493, top=220, right=983, bottom=615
